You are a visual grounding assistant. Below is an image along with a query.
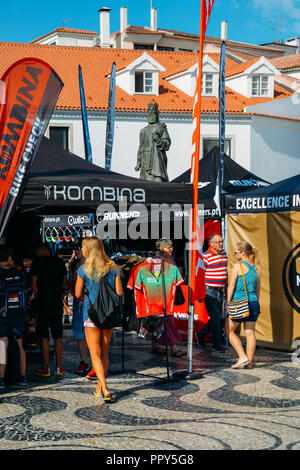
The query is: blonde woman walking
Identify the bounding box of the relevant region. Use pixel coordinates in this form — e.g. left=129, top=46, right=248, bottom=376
left=226, top=242, right=260, bottom=369
left=75, top=237, right=123, bottom=402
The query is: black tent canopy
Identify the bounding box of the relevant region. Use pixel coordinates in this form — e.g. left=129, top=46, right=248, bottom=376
left=225, top=173, right=300, bottom=214
left=172, top=147, right=270, bottom=217
left=19, top=137, right=193, bottom=215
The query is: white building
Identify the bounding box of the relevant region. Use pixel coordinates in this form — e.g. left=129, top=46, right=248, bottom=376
left=31, top=5, right=297, bottom=58
left=0, top=40, right=299, bottom=183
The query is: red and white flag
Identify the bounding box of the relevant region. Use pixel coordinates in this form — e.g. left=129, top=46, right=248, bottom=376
left=190, top=0, right=215, bottom=302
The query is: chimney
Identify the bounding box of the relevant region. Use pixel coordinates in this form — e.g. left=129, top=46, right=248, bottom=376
left=120, top=6, right=128, bottom=33
left=151, top=8, right=157, bottom=32
left=99, top=7, right=111, bottom=48
left=221, top=21, right=228, bottom=41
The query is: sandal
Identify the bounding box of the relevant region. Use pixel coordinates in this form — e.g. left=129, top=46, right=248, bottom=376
left=231, top=360, right=250, bottom=369
left=245, top=362, right=254, bottom=369
left=93, top=390, right=103, bottom=398
left=103, top=394, right=115, bottom=403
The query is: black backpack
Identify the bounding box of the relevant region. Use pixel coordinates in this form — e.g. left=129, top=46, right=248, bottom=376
left=87, top=275, right=122, bottom=329
left=0, top=267, right=29, bottom=317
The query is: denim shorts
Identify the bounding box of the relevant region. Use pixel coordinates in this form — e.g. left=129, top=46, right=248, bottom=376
left=232, top=300, right=261, bottom=323
left=0, top=314, right=25, bottom=339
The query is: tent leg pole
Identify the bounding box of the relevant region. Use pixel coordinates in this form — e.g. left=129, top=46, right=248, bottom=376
left=173, top=238, right=204, bottom=381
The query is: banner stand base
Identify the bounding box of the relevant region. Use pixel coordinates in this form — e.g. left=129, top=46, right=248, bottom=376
left=172, top=370, right=204, bottom=381
left=135, top=371, right=189, bottom=384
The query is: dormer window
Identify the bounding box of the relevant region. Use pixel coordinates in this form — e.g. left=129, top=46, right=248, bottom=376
left=202, top=73, right=214, bottom=95
left=115, top=52, right=165, bottom=96
left=135, top=71, right=153, bottom=93
left=164, top=56, right=219, bottom=97
left=252, top=75, right=269, bottom=96
left=226, top=58, right=279, bottom=99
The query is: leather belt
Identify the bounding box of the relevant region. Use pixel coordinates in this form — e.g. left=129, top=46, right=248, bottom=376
left=206, top=285, right=225, bottom=292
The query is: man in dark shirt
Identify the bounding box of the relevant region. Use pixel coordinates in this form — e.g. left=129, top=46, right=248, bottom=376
left=30, top=244, right=67, bottom=377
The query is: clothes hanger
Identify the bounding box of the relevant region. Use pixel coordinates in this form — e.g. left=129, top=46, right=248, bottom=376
left=58, top=227, right=65, bottom=243
left=45, top=227, right=52, bottom=243
left=64, top=226, right=72, bottom=242
left=51, top=227, right=59, bottom=243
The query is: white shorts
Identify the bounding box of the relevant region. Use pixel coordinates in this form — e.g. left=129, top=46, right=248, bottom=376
left=84, top=318, right=97, bottom=328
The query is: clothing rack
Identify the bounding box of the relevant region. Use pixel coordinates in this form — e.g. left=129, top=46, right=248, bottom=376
left=109, top=249, right=148, bottom=376
left=112, top=249, right=184, bottom=383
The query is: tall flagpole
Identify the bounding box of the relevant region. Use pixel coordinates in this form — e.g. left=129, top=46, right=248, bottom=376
left=187, top=0, right=206, bottom=379
left=219, top=41, right=226, bottom=238
left=174, top=0, right=215, bottom=381
left=190, top=0, right=214, bottom=305
left=190, top=0, right=205, bottom=304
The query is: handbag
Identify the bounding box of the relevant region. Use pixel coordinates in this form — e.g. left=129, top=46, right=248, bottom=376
left=227, top=263, right=250, bottom=320
left=87, top=274, right=122, bottom=329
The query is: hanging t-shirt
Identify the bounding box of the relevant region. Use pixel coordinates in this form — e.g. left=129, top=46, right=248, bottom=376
left=127, top=259, right=152, bottom=319
left=134, top=261, right=184, bottom=317
left=204, top=219, right=221, bottom=242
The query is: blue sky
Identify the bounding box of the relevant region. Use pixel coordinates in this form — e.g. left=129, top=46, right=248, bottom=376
left=1, top=0, right=300, bottom=45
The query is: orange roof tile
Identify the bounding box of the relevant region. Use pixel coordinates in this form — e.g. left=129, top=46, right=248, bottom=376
left=0, top=42, right=291, bottom=115
left=270, top=53, right=300, bottom=70
left=123, top=26, right=289, bottom=53
left=31, top=27, right=98, bottom=44
left=162, top=53, right=239, bottom=80
left=247, top=112, right=300, bottom=122
left=124, top=25, right=162, bottom=36
left=124, top=25, right=199, bottom=40
left=226, top=57, right=261, bottom=78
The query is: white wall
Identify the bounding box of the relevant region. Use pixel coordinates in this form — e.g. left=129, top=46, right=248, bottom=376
left=286, top=70, right=300, bottom=80
left=48, top=111, right=195, bottom=179
left=167, top=73, right=194, bottom=97
left=36, top=33, right=96, bottom=47
left=245, top=96, right=300, bottom=119
left=226, top=75, right=249, bottom=97
left=250, top=115, right=300, bottom=183
left=48, top=111, right=255, bottom=182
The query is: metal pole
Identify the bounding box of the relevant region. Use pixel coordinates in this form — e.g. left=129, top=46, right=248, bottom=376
left=159, top=251, right=170, bottom=380
left=187, top=233, right=193, bottom=375
left=173, top=210, right=203, bottom=381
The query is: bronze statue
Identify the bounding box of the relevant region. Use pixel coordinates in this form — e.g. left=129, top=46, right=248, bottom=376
left=135, top=102, right=171, bottom=182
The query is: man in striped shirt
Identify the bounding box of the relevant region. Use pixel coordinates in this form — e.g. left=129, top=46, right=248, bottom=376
left=196, top=233, right=227, bottom=352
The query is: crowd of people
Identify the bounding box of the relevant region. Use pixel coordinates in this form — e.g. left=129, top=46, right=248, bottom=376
left=0, top=232, right=261, bottom=398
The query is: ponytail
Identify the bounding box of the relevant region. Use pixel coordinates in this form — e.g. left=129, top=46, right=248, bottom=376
left=236, top=241, right=260, bottom=277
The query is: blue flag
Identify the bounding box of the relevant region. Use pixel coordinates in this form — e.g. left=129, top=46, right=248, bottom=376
left=78, top=65, right=93, bottom=164
left=214, top=41, right=226, bottom=216
left=219, top=41, right=226, bottom=191
left=105, top=62, right=116, bottom=170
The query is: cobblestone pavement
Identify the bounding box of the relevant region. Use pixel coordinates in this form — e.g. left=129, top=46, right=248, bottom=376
left=0, top=327, right=299, bottom=451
